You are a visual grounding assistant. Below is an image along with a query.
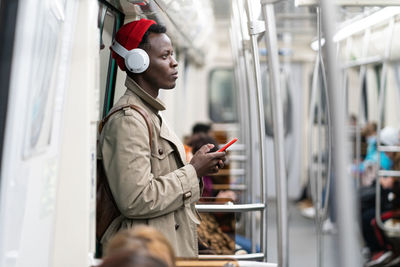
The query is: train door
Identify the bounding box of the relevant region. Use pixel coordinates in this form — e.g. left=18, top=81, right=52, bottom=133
left=0, top=0, right=98, bottom=266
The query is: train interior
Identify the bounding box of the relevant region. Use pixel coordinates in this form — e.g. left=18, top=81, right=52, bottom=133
left=1, top=0, right=400, bottom=266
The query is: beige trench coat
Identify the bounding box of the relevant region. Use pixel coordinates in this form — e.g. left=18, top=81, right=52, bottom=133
left=98, top=76, right=201, bottom=257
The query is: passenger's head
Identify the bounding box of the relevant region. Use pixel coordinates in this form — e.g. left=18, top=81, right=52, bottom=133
left=349, top=114, right=357, bottom=126
left=191, top=135, right=219, bottom=154
left=380, top=127, right=400, bottom=146
left=111, top=19, right=178, bottom=92
left=105, top=226, right=175, bottom=267
left=361, top=122, right=377, bottom=138
left=189, top=123, right=212, bottom=147
left=99, top=250, right=168, bottom=267
left=192, top=123, right=211, bottom=135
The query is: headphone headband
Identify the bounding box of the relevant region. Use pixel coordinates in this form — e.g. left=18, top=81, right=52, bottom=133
left=111, top=41, right=128, bottom=58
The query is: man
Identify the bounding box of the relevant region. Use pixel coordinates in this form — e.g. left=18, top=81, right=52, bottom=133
left=98, top=18, right=226, bottom=257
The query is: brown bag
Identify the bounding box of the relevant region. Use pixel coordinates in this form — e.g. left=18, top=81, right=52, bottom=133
left=96, top=104, right=153, bottom=240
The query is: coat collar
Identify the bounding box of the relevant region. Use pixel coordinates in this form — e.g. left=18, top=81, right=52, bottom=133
left=159, top=114, right=187, bottom=165
left=125, top=76, right=166, bottom=112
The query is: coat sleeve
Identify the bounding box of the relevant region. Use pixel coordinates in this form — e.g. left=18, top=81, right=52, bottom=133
left=101, top=113, right=200, bottom=219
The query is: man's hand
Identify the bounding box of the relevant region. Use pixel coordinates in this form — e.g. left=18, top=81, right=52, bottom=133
left=190, top=144, right=226, bottom=177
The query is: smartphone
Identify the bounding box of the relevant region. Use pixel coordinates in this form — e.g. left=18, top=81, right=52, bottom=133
left=218, top=138, right=238, bottom=152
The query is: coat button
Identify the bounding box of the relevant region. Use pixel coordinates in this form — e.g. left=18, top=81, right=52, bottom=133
left=175, top=224, right=180, bottom=230
left=158, top=148, right=163, bottom=155
left=183, top=191, right=192, bottom=200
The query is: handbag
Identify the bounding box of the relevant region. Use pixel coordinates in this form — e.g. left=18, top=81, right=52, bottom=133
left=96, top=104, right=153, bottom=240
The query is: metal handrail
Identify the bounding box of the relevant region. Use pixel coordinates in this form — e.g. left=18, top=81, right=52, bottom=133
left=319, top=27, right=332, bottom=223
left=230, top=9, right=248, bottom=252
left=307, top=8, right=333, bottom=267
left=341, top=55, right=382, bottom=69
left=260, top=1, right=288, bottom=267
left=219, top=144, right=245, bottom=152
left=198, top=253, right=265, bottom=261
left=235, top=0, right=258, bottom=253
left=316, top=8, right=332, bottom=267
left=196, top=203, right=265, bottom=212
left=245, top=0, right=268, bottom=260
left=354, top=29, right=371, bottom=189
left=320, top=0, right=363, bottom=266
left=309, top=54, right=319, bottom=211
left=229, top=155, right=247, bottom=162
left=377, top=146, right=400, bottom=152
left=375, top=18, right=398, bottom=234
left=378, top=170, right=400, bottom=177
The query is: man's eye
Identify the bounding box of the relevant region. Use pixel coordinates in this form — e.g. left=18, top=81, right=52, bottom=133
left=162, top=55, right=168, bottom=59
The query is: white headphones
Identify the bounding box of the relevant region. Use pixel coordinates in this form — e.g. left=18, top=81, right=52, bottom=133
left=111, top=40, right=149, bottom=73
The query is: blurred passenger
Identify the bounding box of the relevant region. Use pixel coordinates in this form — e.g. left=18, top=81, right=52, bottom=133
left=360, top=122, right=377, bottom=160
left=191, top=135, right=244, bottom=254
left=105, top=226, right=175, bottom=267
left=192, top=123, right=212, bottom=138
left=191, top=135, right=218, bottom=198
left=360, top=127, right=400, bottom=262
left=190, top=135, right=236, bottom=201
left=99, top=250, right=168, bottom=267
left=361, top=126, right=397, bottom=186
left=184, top=123, right=212, bottom=163
left=189, top=123, right=212, bottom=148
left=364, top=152, right=400, bottom=267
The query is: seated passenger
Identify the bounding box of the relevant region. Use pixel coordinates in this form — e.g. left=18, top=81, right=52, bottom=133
left=190, top=135, right=236, bottom=201
left=360, top=126, right=399, bottom=186
left=360, top=127, right=400, bottom=261
left=184, top=123, right=212, bottom=163
left=364, top=153, right=400, bottom=266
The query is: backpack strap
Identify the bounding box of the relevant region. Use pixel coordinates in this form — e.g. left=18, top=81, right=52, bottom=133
left=96, top=104, right=153, bottom=240
left=98, top=104, right=153, bottom=150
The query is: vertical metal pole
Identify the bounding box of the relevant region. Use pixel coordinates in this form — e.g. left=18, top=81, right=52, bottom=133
left=320, top=1, right=362, bottom=266
left=230, top=3, right=254, bottom=248
left=320, top=55, right=332, bottom=223
left=236, top=0, right=257, bottom=253
left=376, top=18, right=395, bottom=231
left=261, top=1, right=288, bottom=266
left=309, top=11, right=333, bottom=255
left=315, top=6, right=333, bottom=266
left=315, top=8, right=323, bottom=267
left=355, top=29, right=370, bottom=188
left=309, top=54, right=319, bottom=213
left=245, top=0, right=268, bottom=261
left=320, top=32, right=333, bottom=267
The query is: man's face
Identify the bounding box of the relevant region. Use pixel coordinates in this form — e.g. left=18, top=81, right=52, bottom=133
left=143, top=33, right=178, bottom=90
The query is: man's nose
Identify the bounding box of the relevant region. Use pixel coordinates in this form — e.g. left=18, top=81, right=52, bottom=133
left=170, top=56, right=178, bottom=67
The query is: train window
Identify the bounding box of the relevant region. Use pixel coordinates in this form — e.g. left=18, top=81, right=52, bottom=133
left=99, top=8, right=116, bottom=119
left=98, top=1, right=124, bottom=119
left=208, top=68, right=238, bottom=123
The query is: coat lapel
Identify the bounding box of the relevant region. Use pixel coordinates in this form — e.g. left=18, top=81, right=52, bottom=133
left=159, top=115, right=187, bottom=166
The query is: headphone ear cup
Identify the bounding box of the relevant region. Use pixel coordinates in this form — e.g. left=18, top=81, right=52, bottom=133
left=125, top=48, right=149, bottom=73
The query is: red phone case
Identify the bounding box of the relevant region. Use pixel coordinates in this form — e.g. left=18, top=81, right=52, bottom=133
left=218, top=138, right=238, bottom=152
